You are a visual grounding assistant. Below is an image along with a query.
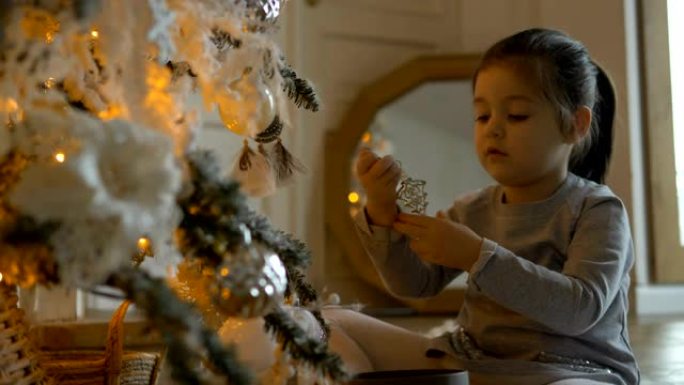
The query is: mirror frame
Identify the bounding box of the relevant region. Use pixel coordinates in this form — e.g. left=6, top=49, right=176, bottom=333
left=324, top=54, right=482, bottom=313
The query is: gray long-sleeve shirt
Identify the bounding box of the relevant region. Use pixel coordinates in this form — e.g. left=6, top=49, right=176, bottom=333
left=355, top=173, right=639, bottom=384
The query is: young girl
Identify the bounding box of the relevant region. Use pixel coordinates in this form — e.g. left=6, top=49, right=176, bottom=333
left=324, top=28, right=639, bottom=385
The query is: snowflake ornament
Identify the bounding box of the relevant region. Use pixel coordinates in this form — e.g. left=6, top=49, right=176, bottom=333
left=397, top=176, right=428, bottom=214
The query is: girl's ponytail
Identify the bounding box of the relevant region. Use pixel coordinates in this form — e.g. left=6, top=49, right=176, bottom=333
left=569, top=62, right=616, bottom=184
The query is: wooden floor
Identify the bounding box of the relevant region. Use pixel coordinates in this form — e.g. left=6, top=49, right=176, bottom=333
left=376, top=313, right=684, bottom=384
left=631, top=315, right=684, bottom=385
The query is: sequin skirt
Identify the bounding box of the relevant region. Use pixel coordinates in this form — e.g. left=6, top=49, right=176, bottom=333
left=449, top=327, right=614, bottom=375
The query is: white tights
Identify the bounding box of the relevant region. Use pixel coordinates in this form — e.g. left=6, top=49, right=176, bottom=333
left=323, top=308, right=614, bottom=385
left=323, top=307, right=454, bottom=374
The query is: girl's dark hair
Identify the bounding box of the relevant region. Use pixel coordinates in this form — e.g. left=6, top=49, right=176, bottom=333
left=475, top=28, right=616, bottom=184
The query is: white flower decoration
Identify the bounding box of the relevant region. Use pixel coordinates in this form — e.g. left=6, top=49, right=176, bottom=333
left=10, top=108, right=182, bottom=286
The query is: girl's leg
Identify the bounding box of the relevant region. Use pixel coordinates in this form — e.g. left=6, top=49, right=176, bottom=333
left=327, top=320, right=374, bottom=374
left=323, top=307, right=449, bottom=374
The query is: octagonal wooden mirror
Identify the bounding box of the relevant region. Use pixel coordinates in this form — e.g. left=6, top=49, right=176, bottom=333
left=325, top=54, right=493, bottom=313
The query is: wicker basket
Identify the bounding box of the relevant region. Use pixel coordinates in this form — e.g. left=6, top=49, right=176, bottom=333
left=38, top=301, right=162, bottom=385
left=0, top=282, right=51, bottom=385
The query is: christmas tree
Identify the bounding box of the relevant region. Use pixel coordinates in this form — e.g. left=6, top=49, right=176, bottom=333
left=0, top=1, right=345, bottom=384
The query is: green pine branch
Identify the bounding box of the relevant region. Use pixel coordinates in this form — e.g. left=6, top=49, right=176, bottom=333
left=177, top=151, right=344, bottom=379
left=263, top=306, right=349, bottom=382
left=179, top=151, right=316, bottom=299
left=109, top=267, right=254, bottom=385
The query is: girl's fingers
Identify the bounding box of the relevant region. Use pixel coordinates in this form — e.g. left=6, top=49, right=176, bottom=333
left=420, top=252, right=435, bottom=263
left=397, top=212, right=433, bottom=226
left=410, top=247, right=434, bottom=264
left=409, top=240, right=429, bottom=255
left=378, top=164, right=402, bottom=186
left=393, top=221, right=427, bottom=239
left=367, top=156, right=396, bottom=179
left=385, top=171, right=402, bottom=188
left=356, top=149, right=378, bottom=175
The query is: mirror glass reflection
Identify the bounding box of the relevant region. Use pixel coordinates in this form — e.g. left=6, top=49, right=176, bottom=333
left=350, top=80, right=494, bottom=218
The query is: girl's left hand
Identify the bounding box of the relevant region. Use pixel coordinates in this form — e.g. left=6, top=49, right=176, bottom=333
left=393, top=211, right=484, bottom=271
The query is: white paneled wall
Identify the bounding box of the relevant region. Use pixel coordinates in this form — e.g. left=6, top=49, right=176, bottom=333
left=275, top=0, right=661, bottom=311
left=37, top=0, right=666, bottom=320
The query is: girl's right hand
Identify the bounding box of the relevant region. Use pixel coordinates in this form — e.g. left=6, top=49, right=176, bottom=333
left=355, top=147, right=402, bottom=227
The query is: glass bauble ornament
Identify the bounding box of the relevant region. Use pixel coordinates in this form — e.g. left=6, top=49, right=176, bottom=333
left=245, top=0, right=285, bottom=22
left=212, top=224, right=287, bottom=317
left=217, top=73, right=276, bottom=137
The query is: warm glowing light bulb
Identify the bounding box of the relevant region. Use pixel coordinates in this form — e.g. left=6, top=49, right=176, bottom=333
left=220, top=267, right=230, bottom=277
left=44, top=77, right=56, bottom=90
left=0, top=272, right=3, bottom=282
left=348, top=192, right=360, bottom=204
left=54, top=152, right=65, bottom=163
left=7, top=99, right=18, bottom=111
left=137, top=237, right=150, bottom=250
left=362, top=132, right=372, bottom=143
left=90, top=30, right=99, bottom=38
